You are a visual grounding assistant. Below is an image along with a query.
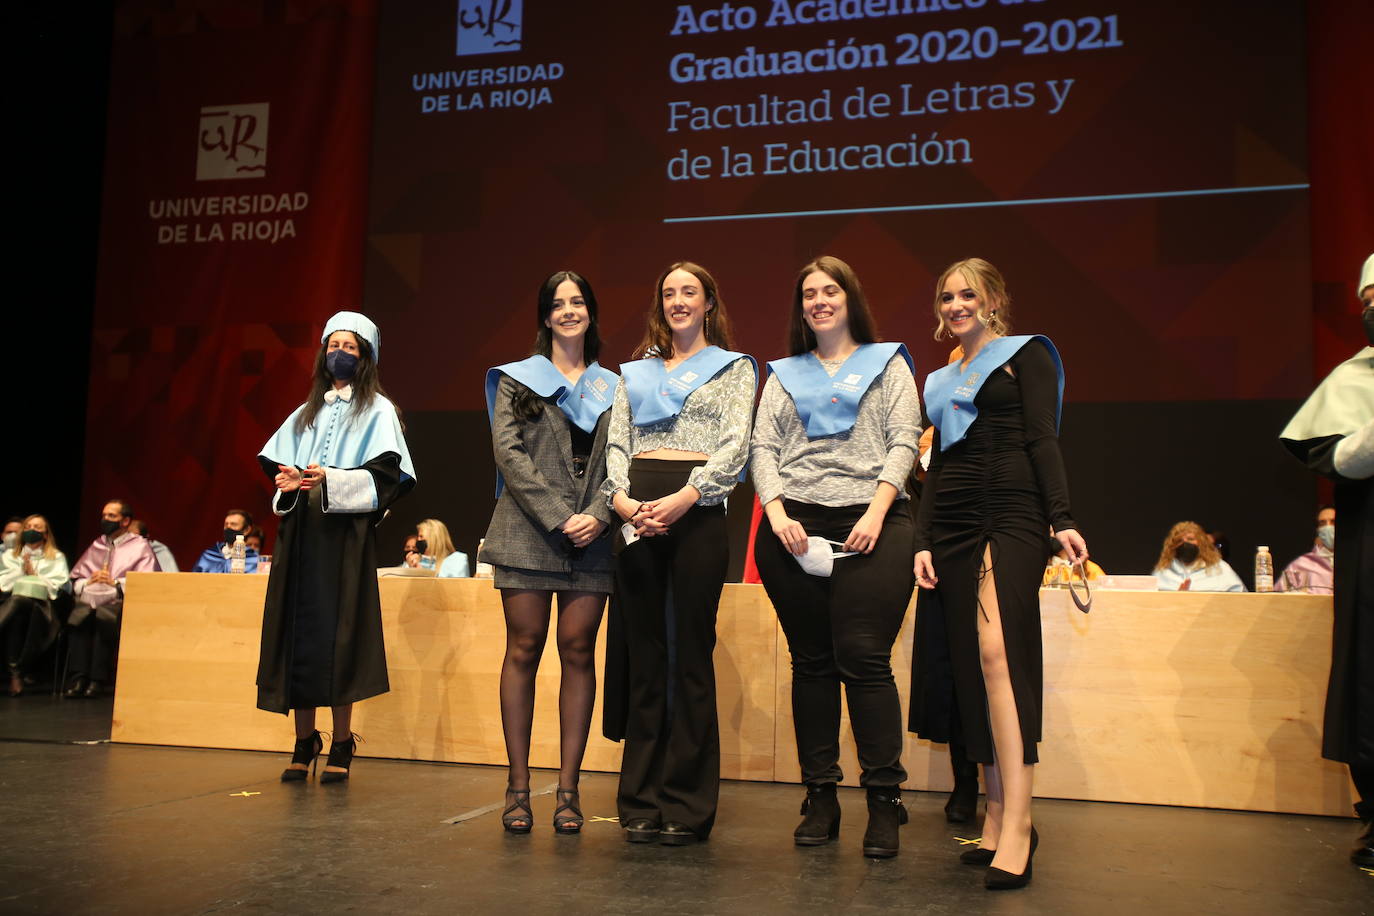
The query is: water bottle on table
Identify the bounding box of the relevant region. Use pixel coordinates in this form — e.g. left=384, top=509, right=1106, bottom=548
left=1254, top=546, right=1273, bottom=593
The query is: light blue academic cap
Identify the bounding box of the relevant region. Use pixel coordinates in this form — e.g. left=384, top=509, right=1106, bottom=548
left=321, top=311, right=381, bottom=362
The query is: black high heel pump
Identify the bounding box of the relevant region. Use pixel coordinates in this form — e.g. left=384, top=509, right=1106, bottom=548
left=280, top=730, right=323, bottom=782
left=985, top=826, right=1037, bottom=890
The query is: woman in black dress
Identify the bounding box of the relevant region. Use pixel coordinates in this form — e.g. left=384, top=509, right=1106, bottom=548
left=913, top=259, right=1087, bottom=890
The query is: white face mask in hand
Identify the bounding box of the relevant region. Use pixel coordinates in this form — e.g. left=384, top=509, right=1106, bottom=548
left=795, top=537, right=860, bottom=577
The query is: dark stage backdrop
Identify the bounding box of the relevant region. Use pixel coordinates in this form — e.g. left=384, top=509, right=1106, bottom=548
left=364, top=0, right=1315, bottom=581
left=60, top=1, right=1372, bottom=584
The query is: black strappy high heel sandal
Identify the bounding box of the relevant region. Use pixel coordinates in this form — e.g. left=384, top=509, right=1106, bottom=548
left=280, top=730, right=323, bottom=782
left=319, top=733, right=357, bottom=784
left=503, top=787, right=533, bottom=834
left=553, top=787, right=584, bottom=835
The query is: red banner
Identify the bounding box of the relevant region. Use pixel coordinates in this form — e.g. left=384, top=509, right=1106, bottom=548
left=82, top=1, right=378, bottom=564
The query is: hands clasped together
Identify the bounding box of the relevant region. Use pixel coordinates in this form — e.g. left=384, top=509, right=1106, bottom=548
left=614, top=487, right=701, bottom=539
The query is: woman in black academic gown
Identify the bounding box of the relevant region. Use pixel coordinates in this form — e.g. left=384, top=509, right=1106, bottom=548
left=256, top=311, right=416, bottom=783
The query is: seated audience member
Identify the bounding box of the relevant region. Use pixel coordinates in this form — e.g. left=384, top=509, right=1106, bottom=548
left=1276, top=505, right=1336, bottom=594
left=2, top=517, right=23, bottom=553
left=191, top=510, right=259, bottom=573
left=401, top=533, right=422, bottom=566
left=0, top=515, right=69, bottom=696
left=67, top=499, right=159, bottom=697
left=1154, top=521, right=1245, bottom=592
left=1042, top=535, right=1106, bottom=586
left=415, top=518, right=470, bottom=578
left=132, top=519, right=178, bottom=572
left=244, top=526, right=266, bottom=556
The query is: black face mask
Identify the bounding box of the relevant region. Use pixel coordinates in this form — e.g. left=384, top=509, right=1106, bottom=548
left=325, top=349, right=359, bottom=381
left=100, top=520, right=121, bottom=537
left=1175, top=542, right=1200, bottom=564
left=21, top=529, right=44, bottom=545
left=414, top=538, right=428, bottom=555
left=224, top=528, right=244, bottom=544
left=1362, top=306, right=1373, bottom=347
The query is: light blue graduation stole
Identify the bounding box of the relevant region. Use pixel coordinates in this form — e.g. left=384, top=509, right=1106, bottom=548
left=768, top=342, right=912, bottom=439
left=485, top=356, right=619, bottom=497
left=923, top=335, right=1063, bottom=452
left=620, top=346, right=754, bottom=427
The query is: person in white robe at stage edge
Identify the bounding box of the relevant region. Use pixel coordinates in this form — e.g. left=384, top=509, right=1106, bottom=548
left=256, top=311, right=415, bottom=785
left=602, top=261, right=756, bottom=847
left=1152, top=521, right=1245, bottom=591
left=1280, top=253, right=1374, bottom=869
left=481, top=271, right=618, bottom=836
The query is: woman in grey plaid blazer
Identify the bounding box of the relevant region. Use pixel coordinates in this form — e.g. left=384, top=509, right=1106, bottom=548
left=481, top=271, right=619, bottom=838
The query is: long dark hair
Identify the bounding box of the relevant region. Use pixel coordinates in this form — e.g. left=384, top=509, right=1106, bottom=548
left=632, top=261, right=735, bottom=360
left=294, top=335, right=400, bottom=434
left=787, top=255, right=880, bottom=356
left=512, top=270, right=602, bottom=420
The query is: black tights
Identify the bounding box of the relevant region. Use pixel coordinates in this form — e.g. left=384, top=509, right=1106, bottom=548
left=499, top=589, right=607, bottom=791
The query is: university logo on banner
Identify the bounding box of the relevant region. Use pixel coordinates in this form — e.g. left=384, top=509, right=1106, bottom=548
left=457, top=0, right=522, bottom=56
left=197, top=103, right=269, bottom=180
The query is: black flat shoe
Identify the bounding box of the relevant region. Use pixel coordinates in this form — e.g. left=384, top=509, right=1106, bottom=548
left=623, top=817, right=659, bottom=843
left=659, top=822, right=699, bottom=846
left=985, top=826, right=1037, bottom=890
left=280, top=730, right=323, bottom=782
left=63, top=679, right=87, bottom=699
left=960, top=846, right=996, bottom=866
left=319, top=734, right=356, bottom=784
left=83, top=681, right=102, bottom=698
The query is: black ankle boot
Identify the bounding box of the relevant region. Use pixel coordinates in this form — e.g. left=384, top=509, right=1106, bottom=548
left=862, top=786, right=908, bottom=858
left=1353, top=801, right=1374, bottom=868
left=945, top=743, right=979, bottom=824
left=794, top=783, right=841, bottom=846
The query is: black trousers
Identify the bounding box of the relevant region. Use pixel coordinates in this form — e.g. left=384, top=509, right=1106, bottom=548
left=66, top=600, right=121, bottom=684
left=754, top=499, right=914, bottom=787
left=2, top=595, right=57, bottom=672
left=615, top=459, right=727, bottom=837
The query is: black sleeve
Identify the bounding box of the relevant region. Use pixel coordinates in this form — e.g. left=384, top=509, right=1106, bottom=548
left=1013, top=341, right=1076, bottom=532
left=913, top=413, right=943, bottom=552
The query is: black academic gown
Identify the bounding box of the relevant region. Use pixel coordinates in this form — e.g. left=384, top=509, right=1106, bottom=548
left=1283, top=433, right=1374, bottom=769
left=254, top=453, right=412, bottom=713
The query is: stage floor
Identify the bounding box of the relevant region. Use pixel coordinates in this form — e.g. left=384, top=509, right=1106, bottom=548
left=1, top=701, right=1367, bottom=915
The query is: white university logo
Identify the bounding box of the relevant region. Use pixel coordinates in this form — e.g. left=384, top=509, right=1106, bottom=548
left=456, top=0, right=522, bottom=56
left=197, top=103, right=269, bottom=181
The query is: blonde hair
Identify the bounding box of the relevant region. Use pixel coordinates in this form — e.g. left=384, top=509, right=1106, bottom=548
left=416, top=518, right=456, bottom=565
left=1153, top=521, right=1221, bottom=572
left=12, top=515, right=59, bottom=561
left=933, top=257, right=1012, bottom=340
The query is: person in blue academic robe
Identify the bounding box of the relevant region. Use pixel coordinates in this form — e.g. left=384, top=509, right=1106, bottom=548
left=256, top=311, right=415, bottom=784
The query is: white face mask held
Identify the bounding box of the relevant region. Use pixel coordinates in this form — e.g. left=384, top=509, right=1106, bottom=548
left=795, top=537, right=860, bottom=577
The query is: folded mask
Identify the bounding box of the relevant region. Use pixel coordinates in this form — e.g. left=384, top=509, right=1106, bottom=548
left=795, top=537, right=860, bottom=577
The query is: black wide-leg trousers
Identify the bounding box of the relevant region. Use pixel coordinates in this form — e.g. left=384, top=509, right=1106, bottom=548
left=615, top=459, right=727, bottom=838
left=754, top=499, right=914, bottom=787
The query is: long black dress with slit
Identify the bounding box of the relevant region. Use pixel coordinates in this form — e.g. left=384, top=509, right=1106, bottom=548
left=913, top=340, right=1075, bottom=766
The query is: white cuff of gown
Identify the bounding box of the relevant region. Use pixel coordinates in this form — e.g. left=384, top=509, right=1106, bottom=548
left=323, top=467, right=378, bottom=513
left=1333, top=418, right=1374, bottom=480
left=271, top=488, right=300, bottom=517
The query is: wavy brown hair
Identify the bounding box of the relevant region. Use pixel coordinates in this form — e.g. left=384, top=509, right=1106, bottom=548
left=512, top=270, right=603, bottom=421
left=1153, top=521, right=1222, bottom=572
left=294, top=334, right=402, bottom=435
left=788, top=255, right=880, bottom=356
left=933, top=257, right=1012, bottom=340
left=632, top=261, right=735, bottom=359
